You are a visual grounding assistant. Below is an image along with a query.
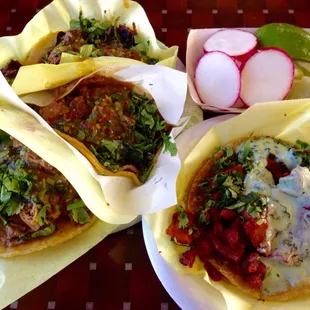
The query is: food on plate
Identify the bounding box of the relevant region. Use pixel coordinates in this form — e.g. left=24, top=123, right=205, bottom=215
left=240, top=48, right=294, bottom=106
left=35, top=75, right=176, bottom=185
left=0, top=130, right=95, bottom=257
left=255, top=23, right=310, bottom=62
left=195, top=51, right=240, bottom=108
left=166, top=136, right=310, bottom=300
left=1, top=13, right=159, bottom=84
left=203, top=29, right=257, bottom=63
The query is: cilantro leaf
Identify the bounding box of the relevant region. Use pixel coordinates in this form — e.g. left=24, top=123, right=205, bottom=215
left=101, top=139, right=122, bottom=155
left=163, top=134, right=177, bottom=156
left=70, top=19, right=81, bottom=29
left=31, top=224, right=56, bottom=239
left=296, top=139, right=310, bottom=150
left=177, top=208, right=189, bottom=229
left=35, top=205, right=48, bottom=226
left=4, top=201, right=24, bottom=216
left=141, top=109, right=155, bottom=129
left=243, top=139, right=251, bottom=159
left=71, top=207, right=90, bottom=224
left=79, top=44, right=94, bottom=57
left=67, top=200, right=85, bottom=211
left=140, top=165, right=154, bottom=183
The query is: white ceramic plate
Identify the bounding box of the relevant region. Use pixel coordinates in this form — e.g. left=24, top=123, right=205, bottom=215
left=142, top=115, right=235, bottom=310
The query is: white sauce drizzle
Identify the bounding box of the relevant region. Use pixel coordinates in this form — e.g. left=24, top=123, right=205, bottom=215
left=236, top=138, right=310, bottom=295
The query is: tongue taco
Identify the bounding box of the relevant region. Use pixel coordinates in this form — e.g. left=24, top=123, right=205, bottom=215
left=0, top=130, right=95, bottom=257
left=166, top=136, right=310, bottom=301
left=34, top=75, right=176, bottom=185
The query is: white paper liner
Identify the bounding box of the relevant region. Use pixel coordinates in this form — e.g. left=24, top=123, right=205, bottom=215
left=145, top=99, right=310, bottom=309
left=1, top=64, right=190, bottom=217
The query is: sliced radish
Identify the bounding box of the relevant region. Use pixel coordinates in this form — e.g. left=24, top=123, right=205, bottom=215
left=203, top=29, right=258, bottom=62
left=195, top=51, right=240, bottom=108
left=240, top=47, right=294, bottom=106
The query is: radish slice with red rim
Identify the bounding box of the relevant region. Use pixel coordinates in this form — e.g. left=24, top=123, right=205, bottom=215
left=195, top=51, right=241, bottom=108
left=203, top=29, right=258, bottom=61
left=240, top=47, right=294, bottom=106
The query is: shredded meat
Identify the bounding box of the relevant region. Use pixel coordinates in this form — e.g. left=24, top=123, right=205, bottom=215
left=117, top=24, right=136, bottom=49
left=63, top=29, right=85, bottom=46
left=19, top=203, right=40, bottom=231
left=1, top=60, right=21, bottom=79
left=1, top=223, right=27, bottom=247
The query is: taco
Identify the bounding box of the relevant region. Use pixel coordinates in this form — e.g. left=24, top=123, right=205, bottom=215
left=166, top=136, right=310, bottom=301
left=0, top=130, right=96, bottom=257
left=1, top=13, right=159, bottom=84
left=34, top=75, right=176, bottom=185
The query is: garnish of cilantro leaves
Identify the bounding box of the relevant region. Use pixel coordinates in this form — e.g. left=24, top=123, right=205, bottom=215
left=69, top=12, right=159, bottom=64
left=89, top=92, right=175, bottom=183
left=293, top=139, right=310, bottom=166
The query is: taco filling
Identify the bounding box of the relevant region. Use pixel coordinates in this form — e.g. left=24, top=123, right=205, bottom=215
left=0, top=130, right=93, bottom=256
left=36, top=75, right=176, bottom=184
left=1, top=14, right=158, bottom=84
left=166, top=136, right=310, bottom=300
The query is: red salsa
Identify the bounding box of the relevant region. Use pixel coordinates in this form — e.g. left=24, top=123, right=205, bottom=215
left=37, top=76, right=175, bottom=183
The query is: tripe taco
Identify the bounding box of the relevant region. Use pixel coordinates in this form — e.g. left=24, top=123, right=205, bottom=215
left=166, top=136, right=310, bottom=301
left=33, top=74, right=176, bottom=185
left=0, top=130, right=96, bottom=257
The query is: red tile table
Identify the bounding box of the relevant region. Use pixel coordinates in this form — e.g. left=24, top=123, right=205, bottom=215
left=1, top=1, right=310, bottom=309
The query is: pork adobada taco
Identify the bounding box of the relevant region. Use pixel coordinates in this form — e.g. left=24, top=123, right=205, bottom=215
left=167, top=136, right=310, bottom=301
left=0, top=130, right=95, bottom=257
left=35, top=75, right=176, bottom=185
left=1, top=13, right=159, bottom=84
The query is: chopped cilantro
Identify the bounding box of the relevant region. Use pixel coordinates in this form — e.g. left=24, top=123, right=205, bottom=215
left=79, top=44, right=94, bottom=57
left=4, top=201, right=24, bottom=216
left=242, top=139, right=252, bottom=159
left=101, top=139, right=122, bottom=155
left=140, top=165, right=154, bottom=183
left=178, top=211, right=189, bottom=229
left=296, top=139, right=310, bottom=150
left=31, top=224, right=56, bottom=239
left=71, top=207, right=90, bottom=224
left=35, top=205, right=48, bottom=226
left=163, top=134, right=177, bottom=156
left=67, top=200, right=85, bottom=211
left=199, top=211, right=210, bottom=225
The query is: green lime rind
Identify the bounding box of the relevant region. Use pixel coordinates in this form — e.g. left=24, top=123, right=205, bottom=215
left=255, top=23, right=310, bottom=61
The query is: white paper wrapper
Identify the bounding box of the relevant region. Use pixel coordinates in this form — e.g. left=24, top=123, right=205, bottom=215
left=186, top=28, right=253, bottom=114
left=0, top=73, right=137, bottom=224
left=146, top=99, right=310, bottom=309
left=0, top=99, right=125, bottom=309
left=3, top=64, right=189, bottom=217
left=0, top=0, right=178, bottom=69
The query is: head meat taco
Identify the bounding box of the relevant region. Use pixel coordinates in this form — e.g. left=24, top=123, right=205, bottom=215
left=166, top=136, right=310, bottom=301
left=0, top=130, right=96, bottom=257
left=1, top=12, right=161, bottom=85
left=34, top=75, right=176, bottom=185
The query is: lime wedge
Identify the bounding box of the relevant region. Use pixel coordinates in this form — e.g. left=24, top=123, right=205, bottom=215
left=286, top=77, right=310, bottom=100
left=255, top=23, right=310, bottom=61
